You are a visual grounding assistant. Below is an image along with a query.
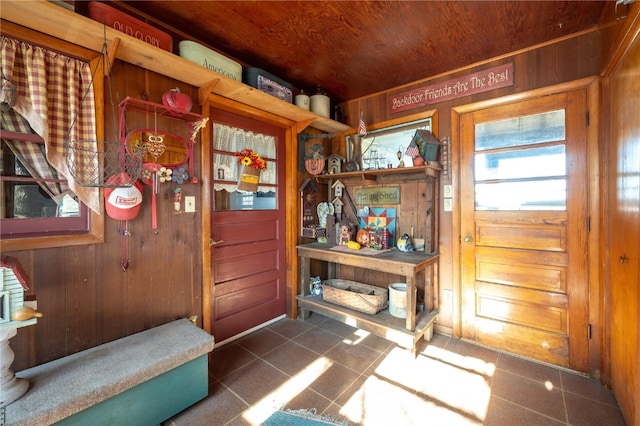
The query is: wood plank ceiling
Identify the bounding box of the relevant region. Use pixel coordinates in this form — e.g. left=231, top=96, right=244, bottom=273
left=112, top=1, right=608, bottom=102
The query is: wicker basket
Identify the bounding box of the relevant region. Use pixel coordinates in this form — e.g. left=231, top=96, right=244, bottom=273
left=322, top=279, right=388, bottom=315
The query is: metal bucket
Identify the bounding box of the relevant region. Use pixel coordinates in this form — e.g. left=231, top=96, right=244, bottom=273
left=388, top=283, right=407, bottom=318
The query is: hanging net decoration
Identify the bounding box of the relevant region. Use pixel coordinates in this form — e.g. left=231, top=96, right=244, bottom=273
left=64, top=30, right=142, bottom=188
left=65, top=139, right=142, bottom=187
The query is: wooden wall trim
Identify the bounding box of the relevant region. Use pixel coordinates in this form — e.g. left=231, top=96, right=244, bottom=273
left=600, top=4, right=640, bottom=77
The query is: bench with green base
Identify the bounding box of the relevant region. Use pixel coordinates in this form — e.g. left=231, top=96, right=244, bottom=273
left=5, top=318, right=215, bottom=426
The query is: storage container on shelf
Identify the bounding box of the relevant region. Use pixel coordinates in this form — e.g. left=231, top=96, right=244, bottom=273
left=178, top=40, right=242, bottom=81
left=244, top=67, right=293, bottom=103
left=88, top=2, right=173, bottom=52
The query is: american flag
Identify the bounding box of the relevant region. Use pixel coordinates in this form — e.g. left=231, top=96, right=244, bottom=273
left=405, top=139, right=420, bottom=158
left=358, top=112, right=367, bottom=135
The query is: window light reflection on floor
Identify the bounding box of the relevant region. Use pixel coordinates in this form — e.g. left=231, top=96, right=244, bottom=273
left=341, top=346, right=495, bottom=425
left=241, top=357, right=334, bottom=424
left=343, top=328, right=371, bottom=345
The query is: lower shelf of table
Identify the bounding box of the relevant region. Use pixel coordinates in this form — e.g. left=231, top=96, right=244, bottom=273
left=297, top=295, right=438, bottom=352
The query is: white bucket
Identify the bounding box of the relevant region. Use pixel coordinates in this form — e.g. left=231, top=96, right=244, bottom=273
left=388, top=283, right=407, bottom=318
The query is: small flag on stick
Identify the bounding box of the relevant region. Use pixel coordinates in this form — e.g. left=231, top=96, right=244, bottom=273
left=405, top=139, right=420, bottom=158
left=358, top=112, right=367, bottom=136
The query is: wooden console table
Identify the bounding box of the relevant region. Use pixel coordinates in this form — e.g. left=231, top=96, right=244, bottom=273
left=297, top=242, right=438, bottom=353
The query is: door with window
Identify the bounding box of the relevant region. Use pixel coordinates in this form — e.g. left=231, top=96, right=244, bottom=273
left=460, top=91, right=589, bottom=370
left=209, top=109, right=286, bottom=342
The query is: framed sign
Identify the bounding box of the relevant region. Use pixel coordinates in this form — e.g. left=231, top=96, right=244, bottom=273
left=346, top=117, right=432, bottom=170
left=355, top=187, right=400, bottom=205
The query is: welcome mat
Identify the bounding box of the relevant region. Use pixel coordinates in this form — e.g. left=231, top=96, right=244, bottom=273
left=261, top=408, right=349, bottom=426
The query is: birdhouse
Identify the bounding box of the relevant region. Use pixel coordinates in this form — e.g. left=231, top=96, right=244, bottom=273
left=0, top=256, right=32, bottom=327
left=331, top=179, right=345, bottom=198
left=327, top=154, right=345, bottom=174
left=410, top=129, right=441, bottom=162
left=298, top=178, right=319, bottom=237
left=332, top=197, right=344, bottom=221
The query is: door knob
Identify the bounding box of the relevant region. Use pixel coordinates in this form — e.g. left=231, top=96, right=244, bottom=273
left=210, top=239, right=224, bottom=246
left=620, top=254, right=628, bottom=264
left=464, top=236, right=473, bottom=243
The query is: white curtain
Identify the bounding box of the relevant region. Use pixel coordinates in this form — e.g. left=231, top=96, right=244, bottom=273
left=212, top=122, right=276, bottom=192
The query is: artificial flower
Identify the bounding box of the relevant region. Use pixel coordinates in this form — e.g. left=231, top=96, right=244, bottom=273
left=234, top=148, right=267, bottom=170
left=172, top=167, right=189, bottom=184
left=159, top=167, right=173, bottom=183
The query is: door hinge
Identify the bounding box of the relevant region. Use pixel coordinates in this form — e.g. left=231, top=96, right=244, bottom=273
left=587, top=217, right=591, bottom=232
left=588, top=324, right=592, bottom=339
left=586, top=111, right=590, bottom=126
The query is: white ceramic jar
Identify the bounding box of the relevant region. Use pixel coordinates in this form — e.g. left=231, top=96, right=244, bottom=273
left=295, top=90, right=310, bottom=110
left=310, top=89, right=330, bottom=117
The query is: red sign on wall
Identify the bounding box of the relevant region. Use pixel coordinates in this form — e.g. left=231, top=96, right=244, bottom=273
left=389, top=63, right=514, bottom=113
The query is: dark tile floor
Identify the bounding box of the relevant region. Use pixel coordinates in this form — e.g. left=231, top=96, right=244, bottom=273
left=164, top=314, right=626, bottom=425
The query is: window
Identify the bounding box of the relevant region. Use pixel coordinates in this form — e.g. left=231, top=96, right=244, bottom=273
left=473, top=109, right=567, bottom=210
left=212, top=122, right=277, bottom=211
left=0, top=29, right=103, bottom=251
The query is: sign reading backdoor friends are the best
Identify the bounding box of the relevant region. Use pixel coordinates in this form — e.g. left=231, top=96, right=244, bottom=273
left=389, top=63, right=514, bottom=113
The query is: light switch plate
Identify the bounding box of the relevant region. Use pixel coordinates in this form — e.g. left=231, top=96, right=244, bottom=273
left=444, top=198, right=453, bottom=212
left=185, top=196, right=196, bottom=212
left=443, top=184, right=452, bottom=198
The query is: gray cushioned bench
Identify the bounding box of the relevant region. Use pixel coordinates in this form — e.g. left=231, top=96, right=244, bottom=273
left=5, top=318, right=215, bottom=426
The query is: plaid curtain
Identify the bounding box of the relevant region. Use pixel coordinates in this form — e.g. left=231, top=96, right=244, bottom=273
left=1, top=36, right=100, bottom=213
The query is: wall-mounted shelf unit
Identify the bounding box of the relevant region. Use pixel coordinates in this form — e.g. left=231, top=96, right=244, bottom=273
left=2, top=1, right=352, bottom=134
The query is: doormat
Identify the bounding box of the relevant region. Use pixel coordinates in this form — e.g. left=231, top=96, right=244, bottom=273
left=261, top=408, right=349, bottom=426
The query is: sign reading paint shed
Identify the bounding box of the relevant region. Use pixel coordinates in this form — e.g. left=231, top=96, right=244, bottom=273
left=355, top=187, right=400, bottom=205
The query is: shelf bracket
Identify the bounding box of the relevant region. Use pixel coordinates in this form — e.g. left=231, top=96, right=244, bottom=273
left=296, top=118, right=316, bottom=135
left=299, top=131, right=336, bottom=141
left=198, top=79, right=220, bottom=105
left=104, top=37, right=121, bottom=77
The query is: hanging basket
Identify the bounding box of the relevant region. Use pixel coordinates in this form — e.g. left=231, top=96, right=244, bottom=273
left=64, top=139, right=143, bottom=187
left=237, top=165, right=261, bottom=192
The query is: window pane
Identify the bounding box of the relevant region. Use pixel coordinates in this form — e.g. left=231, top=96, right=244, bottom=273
left=476, top=179, right=566, bottom=211
left=475, top=145, right=566, bottom=181
left=475, top=109, right=565, bottom=150
left=212, top=123, right=277, bottom=211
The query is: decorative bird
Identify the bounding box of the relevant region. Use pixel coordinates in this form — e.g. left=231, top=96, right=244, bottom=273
left=396, top=233, right=415, bottom=252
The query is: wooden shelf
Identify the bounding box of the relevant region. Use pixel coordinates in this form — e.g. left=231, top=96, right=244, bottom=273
left=315, top=163, right=442, bottom=183
left=297, top=294, right=438, bottom=350
left=2, top=0, right=352, bottom=134
left=297, top=243, right=439, bottom=353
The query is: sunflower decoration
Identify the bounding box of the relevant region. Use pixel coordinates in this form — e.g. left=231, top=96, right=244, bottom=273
left=234, top=148, right=267, bottom=170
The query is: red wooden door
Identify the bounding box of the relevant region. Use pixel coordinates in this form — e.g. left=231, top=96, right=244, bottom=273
left=209, top=109, right=286, bottom=342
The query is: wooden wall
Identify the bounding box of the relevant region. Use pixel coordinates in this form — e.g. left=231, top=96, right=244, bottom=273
left=601, top=4, right=640, bottom=424
left=337, top=30, right=601, bottom=336
left=6, top=61, right=203, bottom=372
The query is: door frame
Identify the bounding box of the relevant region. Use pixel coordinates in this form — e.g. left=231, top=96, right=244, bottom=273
left=200, top=94, right=299, bottom=335
left=450, top=76, right=602, bottom=373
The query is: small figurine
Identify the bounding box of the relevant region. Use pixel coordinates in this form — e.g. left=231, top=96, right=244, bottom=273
left=338, top=223, right=353, bottom=245
left=309, top=276, right=323, bottom=296
left=397, top=233, right=415, bottom=252
left=356, top=228, right=370, bottom=247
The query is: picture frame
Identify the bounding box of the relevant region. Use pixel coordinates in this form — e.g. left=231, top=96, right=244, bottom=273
left=345, top=117, right=432, bottom=170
